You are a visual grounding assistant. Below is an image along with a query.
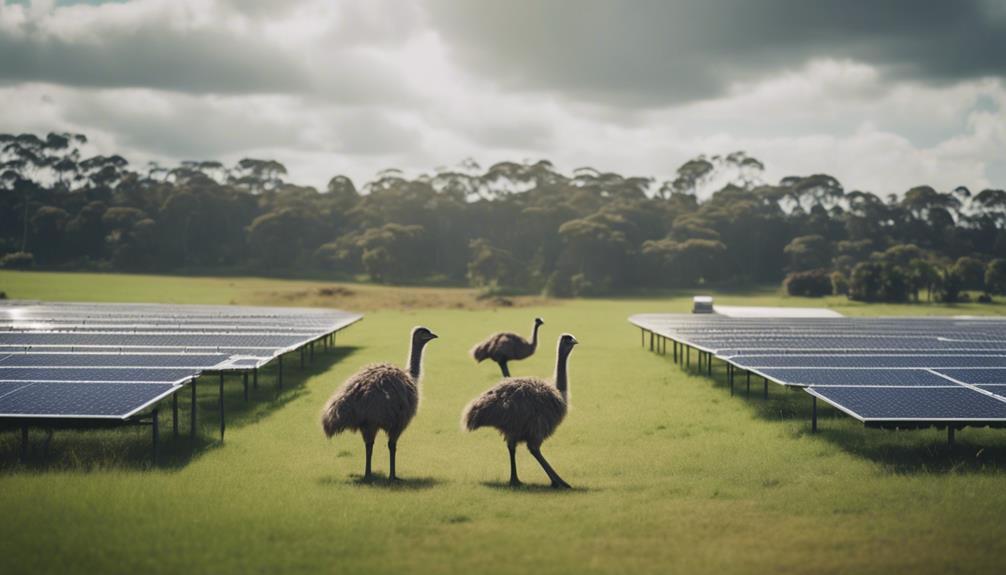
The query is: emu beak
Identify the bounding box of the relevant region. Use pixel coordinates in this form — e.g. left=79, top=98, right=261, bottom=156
left=428, top=332, right=439, bottom=339
left=570, top=337, right=578, bottom=345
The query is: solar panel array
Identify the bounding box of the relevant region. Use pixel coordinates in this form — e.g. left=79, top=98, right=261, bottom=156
left=629, top=314, right=1006, bottom=426
left=0, top=301, right=362, bottom=421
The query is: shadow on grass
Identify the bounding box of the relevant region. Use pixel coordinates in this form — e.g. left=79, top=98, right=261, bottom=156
left=0, top=345, right=362, bottom=474
left=480, top=480, right=589, bottom=493
left=666, top=353, right=1006, bottom=474
left=330, top=474, right=441, bottom=490
left=813, top=426, right=1006, bottom=474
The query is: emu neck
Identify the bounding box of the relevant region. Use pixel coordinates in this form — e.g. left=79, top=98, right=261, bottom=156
left=554, top=348, right=570, bottom=402
left=408, top=340, right=425, bottom=382
left=530, top=322, right=541, bottom=350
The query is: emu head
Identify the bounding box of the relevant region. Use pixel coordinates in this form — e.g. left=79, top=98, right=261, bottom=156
left=534, top=317, right=544, bottom=327
left=558, top=333, right=578, bottom=354
left=412, top=326, right=438, bottom=347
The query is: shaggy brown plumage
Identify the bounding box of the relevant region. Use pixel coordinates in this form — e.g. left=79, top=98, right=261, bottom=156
left=321, top=326, right=437, bottom=480
left=463, top=333, right=577, bottom=488
left=470, top=317, right=543, bottom=377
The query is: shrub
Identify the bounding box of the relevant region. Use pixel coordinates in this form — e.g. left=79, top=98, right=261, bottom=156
left=0, top=251, right=34, bottom=270
left=954, top=256, right=986, bottom=291
left=986, top=259, right=1006, bottom=295
left=543, top=271, right=571, bottom=298
left=848, top=262, right=910, bottom=302
left=978, top=293, right=993, bottom=303
left=848, top=262, right=882, bottom=301
left=783, top=269, right=833, bottom=297
left=936, top=268, right=964, bottom=303
left=830, top=271, right=849, bottom=295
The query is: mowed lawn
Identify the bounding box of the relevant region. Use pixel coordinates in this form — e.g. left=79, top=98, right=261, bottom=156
left=1, top=271, right=1006, bottom=574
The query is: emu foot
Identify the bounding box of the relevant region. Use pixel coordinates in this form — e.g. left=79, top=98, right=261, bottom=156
left=551, top=479, right=572, bottom=489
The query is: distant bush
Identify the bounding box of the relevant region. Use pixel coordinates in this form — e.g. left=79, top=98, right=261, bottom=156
left=955, top=256, right=986, bottom=291
left=543, top=271, right=571, bottom=298
left=977, top=293, right=993, bottom=303
left=849, top=262, right=910, bottom=302
left=830, top=271, right=849, bottom=295
left=783, top=269, right=832, bottom=297
left=0, top=251, right=34, bottom=270
left=986, top=259, right=1006, bottom=295
left=936, top=268, right=964, bottom=303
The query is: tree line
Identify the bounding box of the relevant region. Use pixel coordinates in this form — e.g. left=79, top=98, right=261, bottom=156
left=1, top=132, right=1005, bottom=301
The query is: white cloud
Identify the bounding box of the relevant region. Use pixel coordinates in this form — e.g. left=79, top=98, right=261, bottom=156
left=0, top=0, right=1002, bottom=196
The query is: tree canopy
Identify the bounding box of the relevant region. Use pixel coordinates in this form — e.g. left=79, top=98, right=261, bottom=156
left=2, top=132, right=1004, bottom=299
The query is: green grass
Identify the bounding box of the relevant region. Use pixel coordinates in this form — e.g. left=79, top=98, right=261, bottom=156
left=2, top=270, right=1006, bottom=574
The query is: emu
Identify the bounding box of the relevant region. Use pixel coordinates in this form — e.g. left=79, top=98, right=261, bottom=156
left=462, top=333, right=577, bottom=489
left=321, top=326, right=438, bottom=481
left=470, top=317, right=544, bottom=377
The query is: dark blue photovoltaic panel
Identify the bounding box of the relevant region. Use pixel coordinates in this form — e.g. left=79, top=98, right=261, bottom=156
left=0, top=382, right=29, bottom=398
left=810, top=387, right=1006, bottom=421
left=757, top=369, right=952, bottom=387
left=0, top=353, right=228, bottom=368
left=934, top=369, right=1006, bottom=385
left=0, top=333, right=307, bottom=348
left=977, top=385, right=1006, bottom=398
left=0, top=346, right=279, bottom=356
left=0, top=382, right=175, bottom=417
left=734, top=355, right=1006, bottom=369
left=629, top=314, right=1006, bottom=423
left=691, top=337, right=1006, bottom=352
left=0, top=367, right=195, bottom=383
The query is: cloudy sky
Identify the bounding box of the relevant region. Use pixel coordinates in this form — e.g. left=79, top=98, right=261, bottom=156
left=1, top=0, right=1004, bottom=195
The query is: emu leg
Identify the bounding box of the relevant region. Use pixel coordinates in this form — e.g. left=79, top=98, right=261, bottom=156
left=507, top=439, right=520, bottom=486
left=388, top=437, right=399, bottom=481
left=362, top=426, right=377, bottom=480
left=499, top=361, right=510, bottom=378
left=528, top=443, right=571, bottom=489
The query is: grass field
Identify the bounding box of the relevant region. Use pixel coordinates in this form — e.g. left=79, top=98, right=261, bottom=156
left=2, top=270, right=1006, bottom=574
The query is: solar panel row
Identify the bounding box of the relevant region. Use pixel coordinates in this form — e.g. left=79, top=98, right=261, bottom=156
left=0, top=301, right=362, bottom=422
left=629, top=313, right=1006, bottom=430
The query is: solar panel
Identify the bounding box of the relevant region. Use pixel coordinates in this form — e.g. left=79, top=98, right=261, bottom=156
left=807, top=386, right=1006, bottom=422
left=732, top=355, right=1006, bottom=368
left=630, top=313, right=1006, bottom=427
left=0, top=353, right=229, bottom=368
left=0, top=332, right=313, bottom=348
left=0, top=367, right=197, bottom=383
left=0, top=301, right=362, bottom=424
left=756, top=368, right=955, bottom=387
left=0, top=382, right=177, bottom=418
left=935, top=368, right=1006, bottom=384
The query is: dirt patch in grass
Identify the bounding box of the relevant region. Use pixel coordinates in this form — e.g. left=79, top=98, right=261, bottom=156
left=253, top=283, right=553, bottom=311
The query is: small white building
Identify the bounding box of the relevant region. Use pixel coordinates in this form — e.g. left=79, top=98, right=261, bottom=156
left=692, top=295, right=714, bottom=314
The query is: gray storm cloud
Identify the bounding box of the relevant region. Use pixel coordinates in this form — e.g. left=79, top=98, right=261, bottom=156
left=0, top=0, right=1002, bottom=193
left=426, top=0, right=1006, bottom=106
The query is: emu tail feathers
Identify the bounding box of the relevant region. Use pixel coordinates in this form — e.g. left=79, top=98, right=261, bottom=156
left=470, top=340, right=491, bottom=363
left=461, top=396, right=491, bottom=431
left=321, top=393, right=353, bottom=438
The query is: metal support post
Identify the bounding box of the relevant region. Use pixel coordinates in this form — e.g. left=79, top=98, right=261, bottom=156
left=190, top=378, right=198, bottom=438
left=152, top=407, right=160, bottom=466
left=219, top=373, right=225, bottom=441
left=20, top=425, right=28, bottom=463
left=811, top=396, right=817, bottom=433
